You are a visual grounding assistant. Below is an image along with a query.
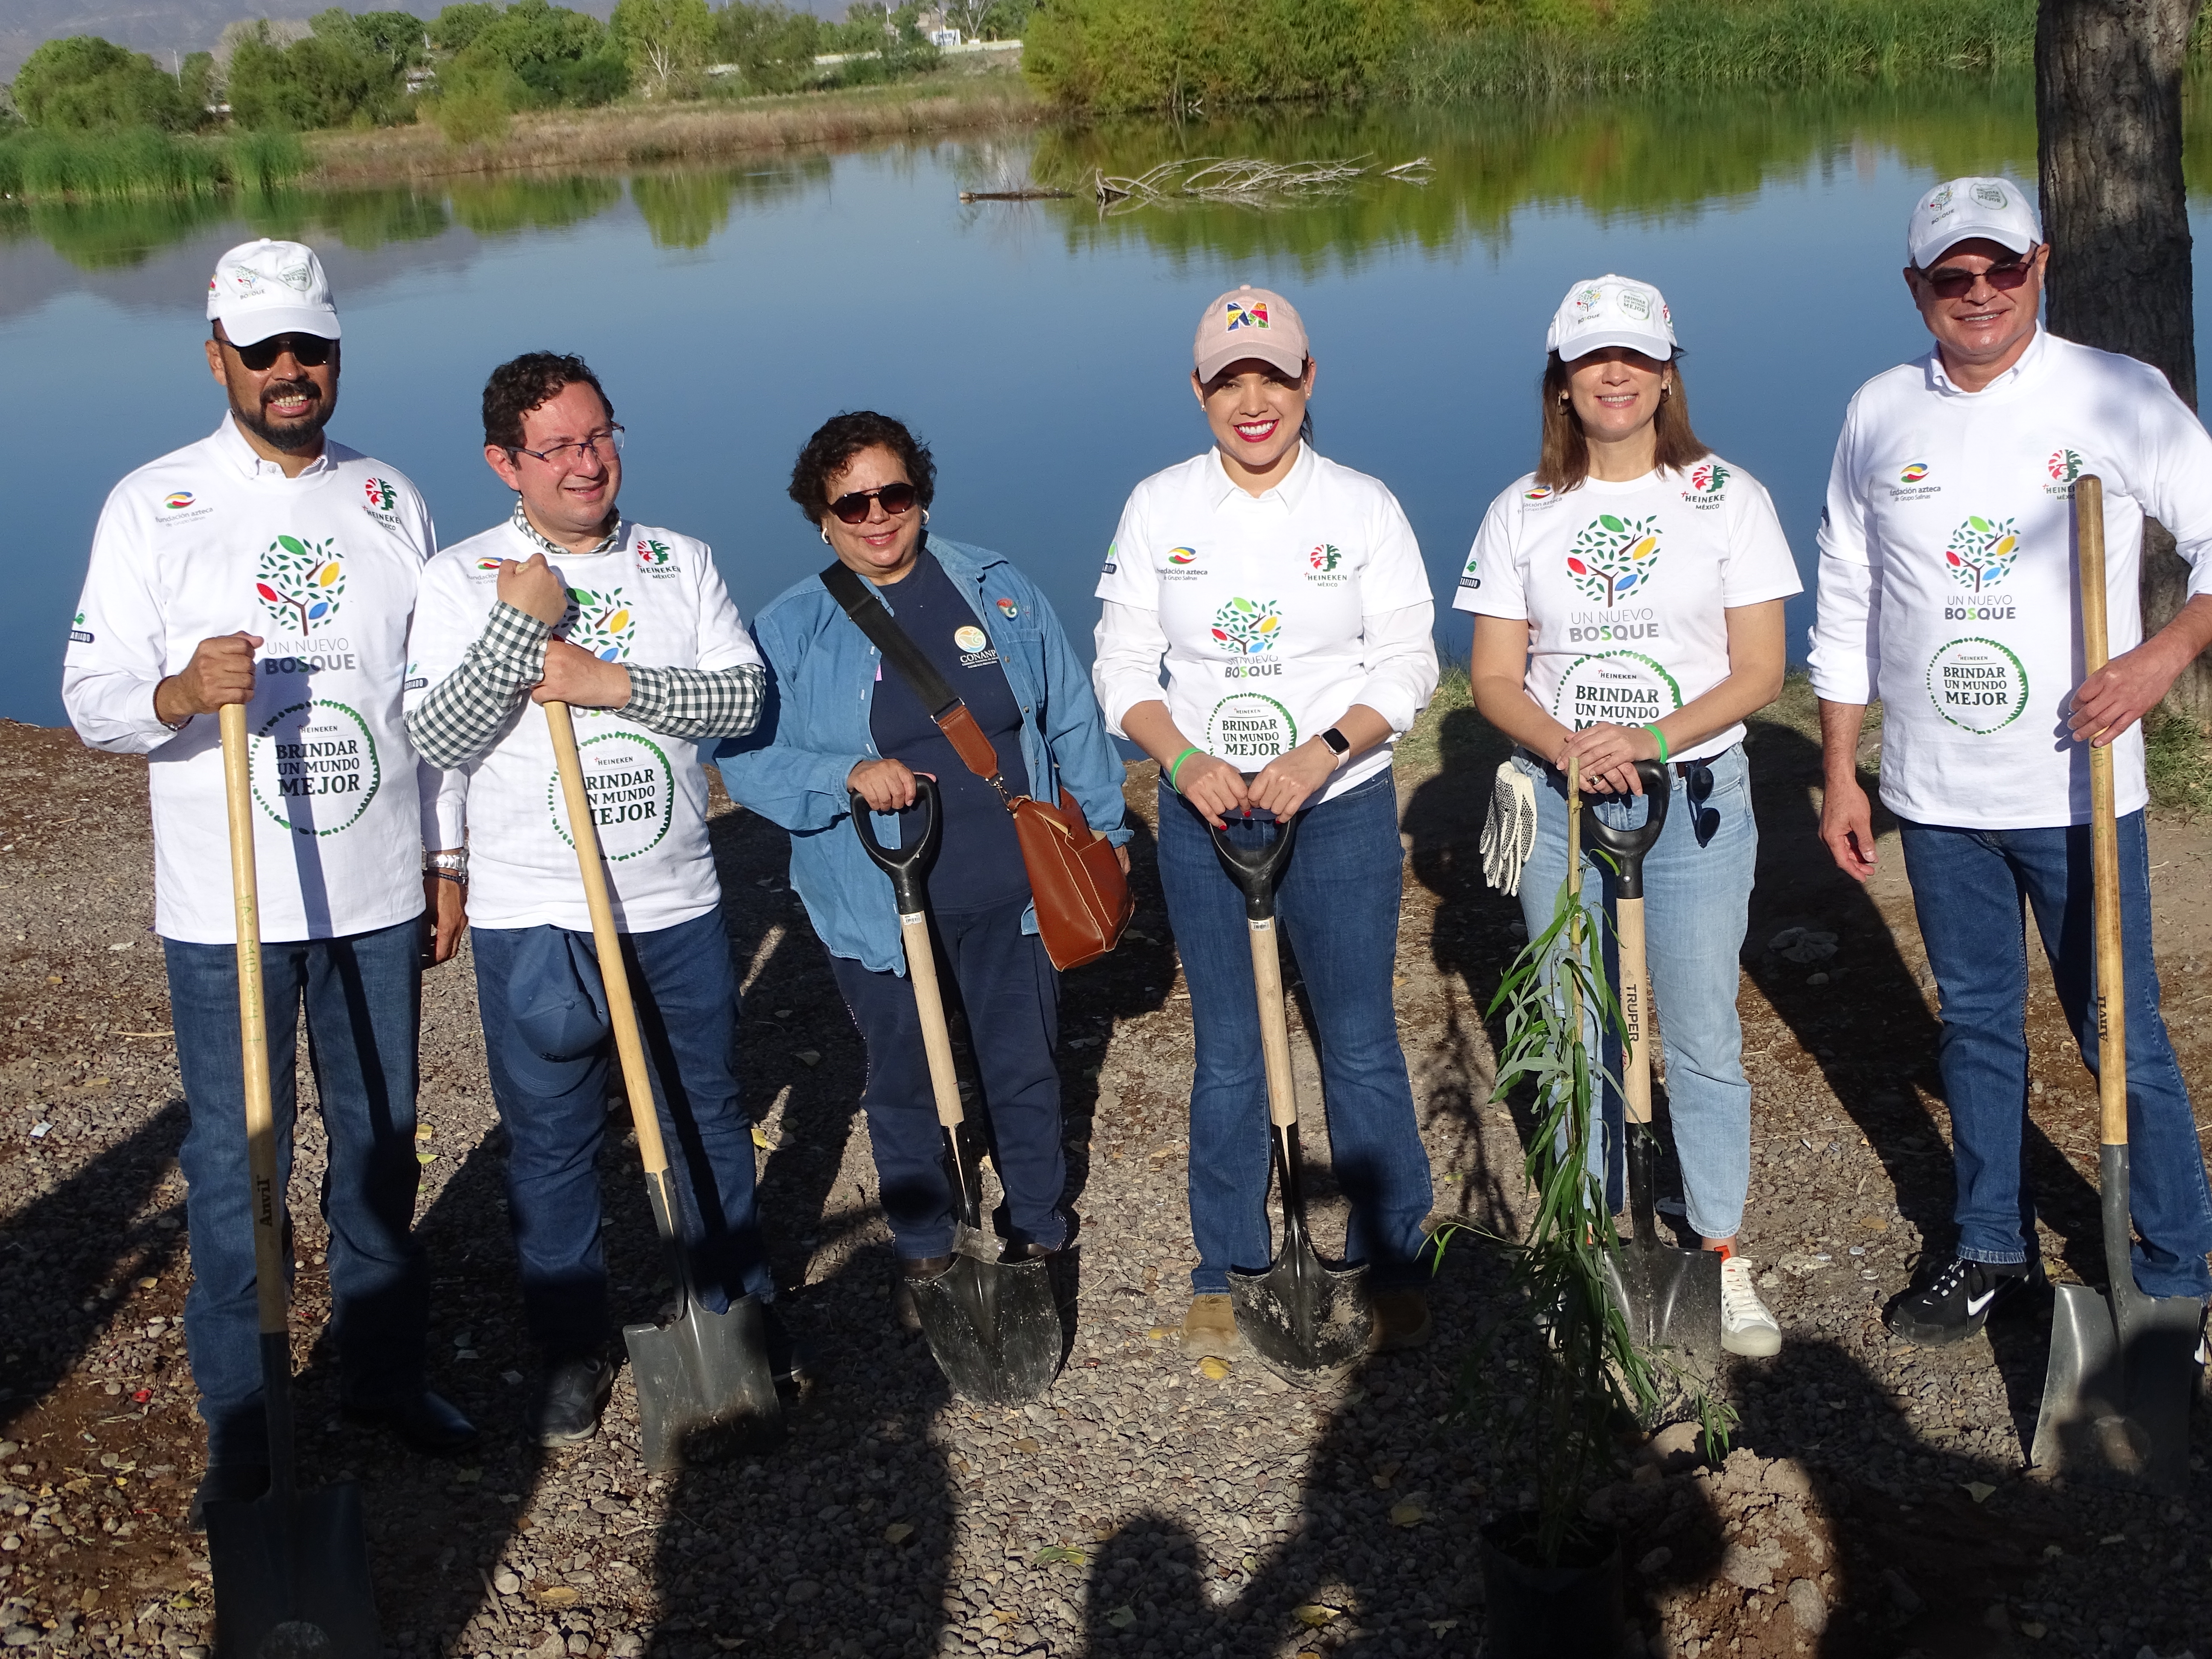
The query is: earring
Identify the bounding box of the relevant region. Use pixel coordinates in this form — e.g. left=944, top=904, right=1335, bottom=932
left=921, top=508, right=930, bottom=526
left=820, top=525, right=831, bottom=544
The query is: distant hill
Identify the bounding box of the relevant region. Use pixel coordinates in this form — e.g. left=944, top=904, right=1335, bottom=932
left=3, top=0, right=845, bottom=81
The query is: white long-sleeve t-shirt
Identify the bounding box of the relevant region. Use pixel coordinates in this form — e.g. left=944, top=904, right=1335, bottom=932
left=62, top=419, right=440, bottom=945
left=1091, top=445, right=1438, bottom=804
left=405, top=518, right=761, bottom=934
left=1810, top=329, right=2212, bottom=829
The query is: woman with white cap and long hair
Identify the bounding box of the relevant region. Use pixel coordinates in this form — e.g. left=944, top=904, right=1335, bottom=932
left=1093, top=285, right=1441, bottom=1361
left=1461, top=274, right=1800, bottom=1356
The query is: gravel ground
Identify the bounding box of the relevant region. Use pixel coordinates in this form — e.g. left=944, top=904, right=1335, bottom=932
left=1, top=694, right=2209, bottom=1659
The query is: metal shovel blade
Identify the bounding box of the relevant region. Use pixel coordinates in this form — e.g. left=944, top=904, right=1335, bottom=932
left=1601, top=1242, right=1723, bottom=1373
left=909, top=1225, right=1063, bottom=1404
left=2031, top=1153, right=2200, bottom=1496
left=623, top=1292, right=783, bottom=1472
left=207, top=1482, right=380, bottom=1659
left=1229, top=1211, right=1373, bottom=1387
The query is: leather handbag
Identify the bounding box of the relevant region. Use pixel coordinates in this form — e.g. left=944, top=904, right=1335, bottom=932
left=821, top=562, right=1133, bottom=971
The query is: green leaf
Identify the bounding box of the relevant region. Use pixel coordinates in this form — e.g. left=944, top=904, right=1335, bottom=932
left=277, top=535, right=307, bottom=556
left=1969, top=516, right=1989, bottom=532
left=1598, top=514, right=1625, bottom=532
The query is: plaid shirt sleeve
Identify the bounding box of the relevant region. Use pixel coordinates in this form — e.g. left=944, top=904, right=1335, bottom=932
left=405, top=602, right=552, bottom=768
left=620, top=662, right=767, bottom=741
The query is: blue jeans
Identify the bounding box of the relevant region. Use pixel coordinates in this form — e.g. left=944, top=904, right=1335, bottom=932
left=472, top=905, right=772, bottom=1359
left=165, top=917, right=429, bottom=1469
left=829, top=896, right=1068, bottom=1260
left=1513, top=746, right=1757, bottom=1242
left=1899, top=811, right=2212, bottom=1299
left=1156, top=769, right=1435, bottom=1295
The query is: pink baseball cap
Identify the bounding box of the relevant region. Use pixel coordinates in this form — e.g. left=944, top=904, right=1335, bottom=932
left=1193, top=285, right=1308, bottom=381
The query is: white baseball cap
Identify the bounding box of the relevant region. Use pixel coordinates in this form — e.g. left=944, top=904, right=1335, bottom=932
left=1545, top=274, right=1676, bottom=362
left=1193, top=285, right=1309, bottom=381
left=1907, top=177, right=2042, bottom=270
left=205, top=238, right=341, bottom=346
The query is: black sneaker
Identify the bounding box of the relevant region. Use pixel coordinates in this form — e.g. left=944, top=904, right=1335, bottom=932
left=1885, top=1255, right=2045, bottom=1345
left=529, top=1355, right=614, bottom=1446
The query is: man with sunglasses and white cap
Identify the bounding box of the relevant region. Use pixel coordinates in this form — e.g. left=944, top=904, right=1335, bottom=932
left=405, top=351, right=789, bottom=1445
left=62, top=238, right=477, bottom=1526
left=1811, top=178, right=2212, bottom=1348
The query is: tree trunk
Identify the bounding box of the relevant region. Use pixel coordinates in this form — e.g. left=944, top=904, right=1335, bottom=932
left=2038, top=0, right=2210, bottom=724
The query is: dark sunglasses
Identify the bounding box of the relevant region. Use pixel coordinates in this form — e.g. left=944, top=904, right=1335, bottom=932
left=828, top=482, right=918, bottom=525
left=225, top=332, right=335, bottom=372
left=1914, top=247, right=2039, bottom=300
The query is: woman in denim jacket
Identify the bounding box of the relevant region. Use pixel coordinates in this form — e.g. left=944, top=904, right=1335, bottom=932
left=719, top=412, right=1129, bottom=1323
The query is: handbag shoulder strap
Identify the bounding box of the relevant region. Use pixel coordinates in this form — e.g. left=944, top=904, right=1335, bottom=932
left=820, top=561, right=1004, bottom=786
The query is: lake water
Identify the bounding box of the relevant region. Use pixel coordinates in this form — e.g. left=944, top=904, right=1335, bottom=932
left=8, top=81, right=2208, bottom=728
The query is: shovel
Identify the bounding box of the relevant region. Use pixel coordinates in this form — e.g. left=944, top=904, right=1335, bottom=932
left=850, top=776, right=1062, bottom=1404
left=1209, top=792, right=1373, bottom=1384
left=205, top=703, right=382, bottom=1659
left=545, top=701, right=780, bottom=1472
left=2030, top=474, right=2201, bottom=1496
left=1584, top=759, right=1721, bottom=1368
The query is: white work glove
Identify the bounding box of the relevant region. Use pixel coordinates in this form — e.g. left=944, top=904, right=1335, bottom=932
left=1480, top=760, right=1538, bottom=896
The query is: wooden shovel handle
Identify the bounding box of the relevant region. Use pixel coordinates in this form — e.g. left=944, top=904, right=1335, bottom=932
left=222, top=704, right=288, bottom=1338
left=1249, top=919, right=1299, bottom=1132
left=545, top=701, right=669, bottom=1179
left=901, top=910, right=967, bottom=1132
left=1616, top=895, right=1653, bottom=1128
left=2075, top=476, right=2129, bottom=1148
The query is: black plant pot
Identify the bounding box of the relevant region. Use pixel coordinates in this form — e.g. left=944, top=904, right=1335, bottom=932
left=1478, top=1510, right=1624, bottom=1659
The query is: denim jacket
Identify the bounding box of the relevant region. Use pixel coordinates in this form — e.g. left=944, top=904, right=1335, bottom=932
left=716, top=536, right=1131, bottom=975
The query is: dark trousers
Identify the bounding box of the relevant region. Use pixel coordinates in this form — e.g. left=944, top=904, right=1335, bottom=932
left=472, top=905, right=772, bottom=1358
left=830, top=898, right=1068, bottom=1259
left=165, top=917, right=430, bottom=1468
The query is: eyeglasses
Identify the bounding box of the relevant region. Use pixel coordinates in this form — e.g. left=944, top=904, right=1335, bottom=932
left=827, top=482, right=918, bottom=524
left=224, top=332, right=335, bottom=372
left=512, top=426, right=626, bottom=469
left=1914, top=247, right=2040, bottom=300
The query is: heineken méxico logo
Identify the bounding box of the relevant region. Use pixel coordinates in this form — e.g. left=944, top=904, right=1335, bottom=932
left=1686, top=461, right=1729, bottom=495
left=2045, top=448, right=2084, bottom=496
left=636, top=536, right=674, bottom=568
left=1944, top=515, right=2020, bottom=594
left=363, top=477, right=397, bottom=512
left=255, top=535, right=345, bottom=634
left=1308, top=543, right=1342, bottom=572
left=1210, top=596, right=1282, bottom=655
left=565, top=587, right=636, bottom=662
left=1565, top=514, right=1661, bottom=607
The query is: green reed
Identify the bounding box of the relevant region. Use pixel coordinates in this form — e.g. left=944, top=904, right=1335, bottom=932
left=0, top=127, right=309, bottom=202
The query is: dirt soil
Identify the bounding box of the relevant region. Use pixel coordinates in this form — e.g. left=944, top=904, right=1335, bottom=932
left=1, top=682, right=2209, bottom=1659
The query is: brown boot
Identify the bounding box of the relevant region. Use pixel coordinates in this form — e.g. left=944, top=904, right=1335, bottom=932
left=1179, top=1293, right=1244, bottom=1359
left=1369, top=1288, right=1432, bottom=1353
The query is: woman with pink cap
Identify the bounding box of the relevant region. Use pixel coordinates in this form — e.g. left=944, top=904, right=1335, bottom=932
left=1461, top=274, right=1800, bottom=1356
left=1092, top=285, right=1441, bottom=1361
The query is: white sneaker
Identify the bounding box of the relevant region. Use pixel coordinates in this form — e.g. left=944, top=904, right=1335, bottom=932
left=1719, top=1254, right=1782, bottom=1357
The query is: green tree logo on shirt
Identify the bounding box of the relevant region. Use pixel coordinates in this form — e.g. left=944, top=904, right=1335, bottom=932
left=254, top=536, right=345, bottom=634
left=1565, top=514, right=1661, bottom=606
left=1210, top=597, right=1283, bottom=655
left=565, top=587, right=636, bottom=662
left=1944, top=516, right=2021, bottom=594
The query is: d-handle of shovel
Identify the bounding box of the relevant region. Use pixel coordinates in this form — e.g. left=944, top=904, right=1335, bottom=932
left=546, top=702, right=678, bottom=1218
left=1206, top=774, right=1304, bottom=924
left=849, top=782, right=980, bottom=1225
left=1576, top=759, right=1671, bottom=901
left=221, top=703, right=298, bottom=1502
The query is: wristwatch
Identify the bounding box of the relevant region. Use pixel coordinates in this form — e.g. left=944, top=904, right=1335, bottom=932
left=1319, top=727, right=1351, bottom=758
left=425, top=850, right=468, bottom=885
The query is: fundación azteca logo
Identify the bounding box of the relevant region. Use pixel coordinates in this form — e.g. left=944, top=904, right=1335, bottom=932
left=1944, top=516, right=2021, bottom=594
left=565, top=587, right=636, bottom=662
left=1565, top=514, right=1661, bottom=608
left=1210, top=597, right=1282, bottom=655
left=255, top=536, right=345, bottom=634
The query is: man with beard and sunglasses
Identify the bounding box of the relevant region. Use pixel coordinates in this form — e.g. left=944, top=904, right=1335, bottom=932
left=63, top=239, right=477, bottom=1528
left=1811, top=177, right=2212, bottom=1351
left=405, top=352, right=793, bottom=1446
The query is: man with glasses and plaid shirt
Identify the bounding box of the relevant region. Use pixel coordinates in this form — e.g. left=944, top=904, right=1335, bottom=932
left=405, top=351, right=793, bottom=1445
left=1811, top=177, right=2212, bottom=1350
